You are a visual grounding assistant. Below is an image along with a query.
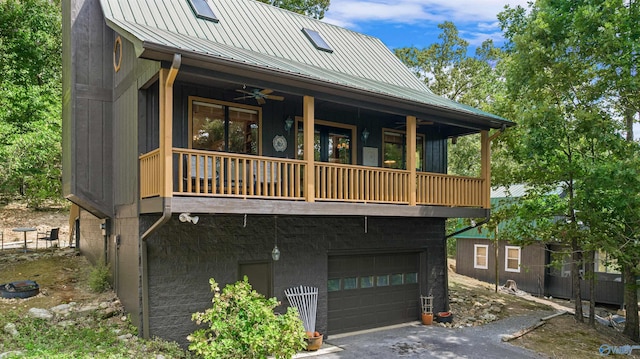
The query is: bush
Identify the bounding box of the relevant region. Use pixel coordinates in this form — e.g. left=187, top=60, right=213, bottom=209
left=88, top=260, right=111, bottom=293
left=188, top=277, right=306, bottom=359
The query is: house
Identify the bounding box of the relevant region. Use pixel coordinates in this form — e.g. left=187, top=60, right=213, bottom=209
left=62, top=0, right=512, bottom=345
left=455, top=185, right=623, bottom=306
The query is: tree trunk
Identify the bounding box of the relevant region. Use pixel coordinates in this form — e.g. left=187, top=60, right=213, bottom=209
left=586, top=250, right=595, bottom=327
left=622, top=262, right=639, bottom=342
left=572, top=238, right=583, bottom=322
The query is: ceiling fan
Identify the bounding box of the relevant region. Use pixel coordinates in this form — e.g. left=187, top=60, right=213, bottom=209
left=234, top=88, right=284, bottom=105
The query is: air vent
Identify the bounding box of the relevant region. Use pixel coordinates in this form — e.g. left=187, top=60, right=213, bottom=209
left=188, top=0, right=219, bottom=22
left=302, top=28, right=333, bottom=53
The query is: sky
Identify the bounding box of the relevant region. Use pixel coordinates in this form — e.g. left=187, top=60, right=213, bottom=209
left=322, top=0, right=640, bottom=137
left=322, top=0, right=530, bottom=51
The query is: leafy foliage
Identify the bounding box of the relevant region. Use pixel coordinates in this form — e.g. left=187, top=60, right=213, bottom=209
left=0, top=0, right=62, bottom=207
left=256, top=0, right=330, bottom=19
left=496, top=0, right=640, bottom=338
left=88, top=261, right=112, bottom=293
left=394, top=22, right=504, bottom=177
left=188, top=277, right=306, bottom=359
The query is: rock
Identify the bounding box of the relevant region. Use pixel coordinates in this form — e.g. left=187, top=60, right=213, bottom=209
left=50, top=303, right=73, bottom=316
left=101, top=306, right=119, bottom=319
left=28, top=308, right=53, bottom=320
left=118, top=333, right=133, bottom=341
left=480, top=313, right=497, bottom=322
left=57, top=320, right=76, bottom=328
left=0, top=351, right=23, bottom=358
left=4, top=323, right=19, bottom=337
left=489, top=305, right=502, bottom=313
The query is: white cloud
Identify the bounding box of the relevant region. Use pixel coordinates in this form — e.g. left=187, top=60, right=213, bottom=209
left=323, top=0, right=530, bottom=45
left=325, top=0, right=529, bottom=27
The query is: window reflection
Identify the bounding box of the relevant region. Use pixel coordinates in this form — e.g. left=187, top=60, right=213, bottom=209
left=191, top=99, right=259, bottom=155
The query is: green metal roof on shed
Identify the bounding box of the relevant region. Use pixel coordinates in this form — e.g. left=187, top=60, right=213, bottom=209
left=100, top=0, right=512, bottom=126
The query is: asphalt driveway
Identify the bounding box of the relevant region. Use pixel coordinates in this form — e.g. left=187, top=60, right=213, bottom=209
left=298, top=309, right=556, bottom=359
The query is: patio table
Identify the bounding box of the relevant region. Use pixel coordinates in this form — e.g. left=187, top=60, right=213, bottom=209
left=12, top=227, right=37, bottom=252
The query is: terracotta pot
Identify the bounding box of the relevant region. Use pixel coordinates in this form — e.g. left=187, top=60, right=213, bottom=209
left=306, top=334, right=323, bottom=351
left=421, top=312, right=433, bottom=325
left=436, top=311, right=453, bottom=323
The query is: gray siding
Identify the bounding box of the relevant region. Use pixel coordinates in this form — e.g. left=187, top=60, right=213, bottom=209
left=63, top=0, right=114, bottom=217
left=143, top=215, right=446, bottom=346
left=455, top=238, right=546, bottom=295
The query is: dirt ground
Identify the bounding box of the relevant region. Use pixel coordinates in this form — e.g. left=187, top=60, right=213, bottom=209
left=0, top=202, right=70, bottom=249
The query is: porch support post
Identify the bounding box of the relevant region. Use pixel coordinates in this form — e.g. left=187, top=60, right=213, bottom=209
left=303, top=96, right=315, bottom=202
left=158, top=56, right=181, bottom=198
left=480, top=130, right=490, bottom=208
left=407, top=115, right=417, bottom=206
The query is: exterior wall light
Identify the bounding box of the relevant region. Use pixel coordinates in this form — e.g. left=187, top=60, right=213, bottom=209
left=272, top=216, right=281, bottom=261
left=179, top=213, right=199, bottom=224
left=361, top=128, right=370, bottom=145
left=284, top=116, right=294, bottom=135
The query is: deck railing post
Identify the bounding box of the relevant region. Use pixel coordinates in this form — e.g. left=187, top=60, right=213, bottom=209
left=303, top=96, right=315, bottom=202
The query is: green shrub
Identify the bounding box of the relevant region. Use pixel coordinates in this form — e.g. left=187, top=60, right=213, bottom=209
left=188, top=277, right=306, bottom=359
left=88, top=260, right=111, bottom=293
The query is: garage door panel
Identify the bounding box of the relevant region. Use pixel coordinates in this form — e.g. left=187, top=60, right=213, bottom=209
left=328, top=253, right=420, bottom=335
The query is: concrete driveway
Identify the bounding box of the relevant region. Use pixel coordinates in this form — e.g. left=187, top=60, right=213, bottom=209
left=297, top=310, right=556, bottom=359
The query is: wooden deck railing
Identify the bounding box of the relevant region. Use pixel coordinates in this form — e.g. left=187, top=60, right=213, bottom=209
left=173, top=149, right=305, bottom=200
left=139, top=149, right=161, bottom=198
left=315, top=163, right=410, bottom=204
left=139, top=149, right=486, bottom=208
left=416, top=172, right=484, bottom=207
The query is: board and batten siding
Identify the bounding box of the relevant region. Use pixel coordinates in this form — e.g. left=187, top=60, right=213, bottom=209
left=63, top=0, right=115, bottom=217
left=456, top=238, right=546, bottom=296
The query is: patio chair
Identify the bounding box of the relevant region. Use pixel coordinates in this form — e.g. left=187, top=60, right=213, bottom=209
left=38, top=228, right=60, bottom=248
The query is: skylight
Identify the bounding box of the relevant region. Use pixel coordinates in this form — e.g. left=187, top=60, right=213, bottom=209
left=188, top=0, right=219, bottom=22
left=302, top=28, right=333, bottom=53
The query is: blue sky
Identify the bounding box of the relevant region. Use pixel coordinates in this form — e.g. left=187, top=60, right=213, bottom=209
left=323, top=0, right=640, bottom=137
left=322, top=0, right=530, bottom=51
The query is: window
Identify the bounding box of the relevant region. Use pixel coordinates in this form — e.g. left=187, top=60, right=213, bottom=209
left=296, top=119, right=356, bottom=164
left=302, top=28, right=333, bottom=53
left=595, top=251, right=621, bottom=274
left=190, top=97, right=260, bottom=155
left=474, top=244, right=488, bottom=269
left=505, top=246, right=521, bottom=273
left=327, top=278, right=341, bottom=292
left=187, top=0, right=219, bottom=22
left=382, top=129, right=424, bottom=170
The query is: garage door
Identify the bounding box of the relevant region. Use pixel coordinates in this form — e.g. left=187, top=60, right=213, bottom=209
left=327, top=252, right=420, bottom=335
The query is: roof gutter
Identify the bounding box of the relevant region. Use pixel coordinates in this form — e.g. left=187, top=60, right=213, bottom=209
left=446, top=213, right=491, bottom=239
left=139, top=53, right=180, bottom=340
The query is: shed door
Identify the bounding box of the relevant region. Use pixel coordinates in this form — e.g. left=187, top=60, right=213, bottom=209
left=327, top=253, right=419, bottom=335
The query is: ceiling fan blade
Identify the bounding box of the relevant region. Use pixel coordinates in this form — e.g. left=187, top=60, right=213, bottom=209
left=257, top=97, right=266, bottom=105
left=259, top=89, right=274, bottom=95
left=236, top=89, right=254, bottom=95
left=264, top=95, right=284, bottom=101
left=234, top=95, right=253, bottom=100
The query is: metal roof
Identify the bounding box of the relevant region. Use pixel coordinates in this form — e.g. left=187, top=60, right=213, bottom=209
left=100, top=0, right=512, bottom=126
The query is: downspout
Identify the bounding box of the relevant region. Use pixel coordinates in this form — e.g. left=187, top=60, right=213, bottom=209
left=140, top=53, right=181, bottom=339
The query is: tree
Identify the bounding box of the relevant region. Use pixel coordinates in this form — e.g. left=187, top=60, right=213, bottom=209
left=0, top=0, right=62, bottom=207
left=497, top=0, right=640, bottom=338
left=394, top=22, right=504, bottom=177
left=256, top=0, right=330, bottom=19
